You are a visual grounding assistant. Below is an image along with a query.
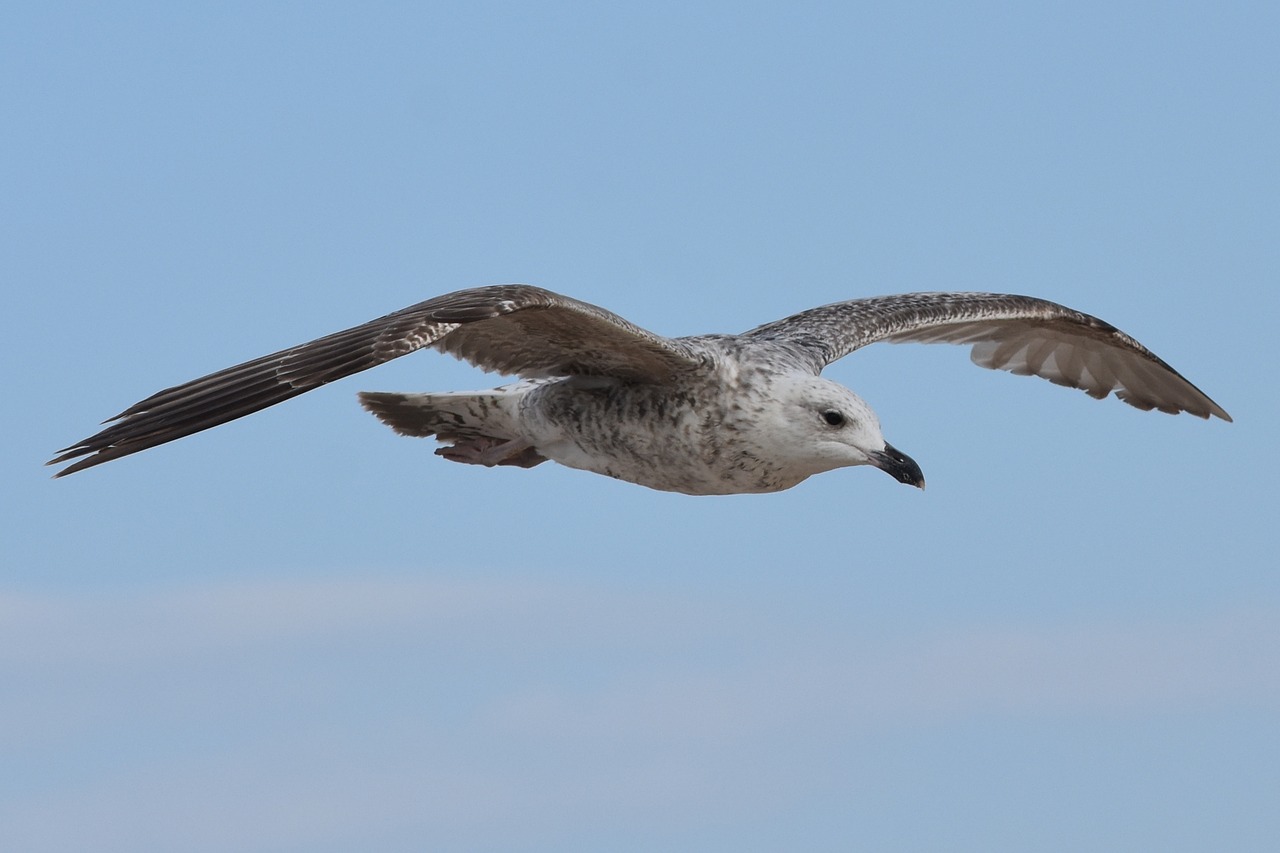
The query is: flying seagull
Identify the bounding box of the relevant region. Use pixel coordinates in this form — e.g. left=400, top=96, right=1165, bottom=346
left=49, top=286, right=1230, bottom=493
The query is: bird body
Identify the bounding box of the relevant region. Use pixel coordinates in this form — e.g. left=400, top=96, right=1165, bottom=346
left=359, top=339, right=900, bottom=494
left=49, top=285, right=1230, bottom=492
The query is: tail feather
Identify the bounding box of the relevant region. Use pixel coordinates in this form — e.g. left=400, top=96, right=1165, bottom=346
left=357, top=390, right=519, bottom=441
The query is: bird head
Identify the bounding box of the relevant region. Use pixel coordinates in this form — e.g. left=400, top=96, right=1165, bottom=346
left=764, top=375, right=925, bottom=489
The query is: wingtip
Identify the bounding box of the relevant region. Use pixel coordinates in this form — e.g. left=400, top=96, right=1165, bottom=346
left=1188, top=397, right=1232, bottom=423
left=45, top=453, right=73, bottom=473
left=46, top=456, right=81, bottom=478
left=46, top=444, right=107, bottom=478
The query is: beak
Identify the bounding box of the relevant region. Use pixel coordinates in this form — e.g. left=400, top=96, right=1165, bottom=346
left=868, top=443, right=925, bottom=490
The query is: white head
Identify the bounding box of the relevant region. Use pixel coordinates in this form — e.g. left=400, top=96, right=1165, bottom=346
left=758, top=374, right=925, bottom=489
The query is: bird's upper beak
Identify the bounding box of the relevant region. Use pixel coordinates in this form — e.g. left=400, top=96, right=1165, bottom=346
left=868, top=443, right=925, bottom=490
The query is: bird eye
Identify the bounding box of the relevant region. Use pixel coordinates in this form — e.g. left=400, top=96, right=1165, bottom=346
left=821, top=410, right=846, bottom=427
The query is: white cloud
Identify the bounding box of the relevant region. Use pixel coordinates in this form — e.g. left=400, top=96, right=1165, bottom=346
left=1, top=577, right=1276, bottom=852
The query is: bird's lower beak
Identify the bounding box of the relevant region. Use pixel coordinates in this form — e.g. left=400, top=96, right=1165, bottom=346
left=869, top=443, right=925, bottom=490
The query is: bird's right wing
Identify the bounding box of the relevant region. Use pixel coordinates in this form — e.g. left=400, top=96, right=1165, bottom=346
left=745, top=292, right=1231, bottom=421
left=50, top=284, right=700, bottom=476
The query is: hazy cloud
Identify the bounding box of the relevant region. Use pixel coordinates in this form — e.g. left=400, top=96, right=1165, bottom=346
left=3, top=578, right=1276, bottom=851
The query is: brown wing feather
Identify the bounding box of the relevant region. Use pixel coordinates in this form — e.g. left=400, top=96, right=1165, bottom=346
left=746, top=292, right=1231, bottom=421
left=49, top=285, right=697, bottom=476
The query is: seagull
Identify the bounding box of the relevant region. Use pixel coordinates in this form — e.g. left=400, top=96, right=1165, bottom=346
left=49, top=285, right=1230, bottom=493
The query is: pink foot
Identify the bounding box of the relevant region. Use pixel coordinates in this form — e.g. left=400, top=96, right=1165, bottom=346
left=435, top=437, right=545, bottom=468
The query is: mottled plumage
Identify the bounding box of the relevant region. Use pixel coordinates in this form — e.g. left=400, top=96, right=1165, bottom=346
left=49, top=285, right=1230, bottom=492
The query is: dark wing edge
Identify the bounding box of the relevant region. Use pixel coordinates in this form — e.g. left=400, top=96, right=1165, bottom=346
left=745, top=292, right=1232, bottom=422
left=49, top=284, right=698, bottom=477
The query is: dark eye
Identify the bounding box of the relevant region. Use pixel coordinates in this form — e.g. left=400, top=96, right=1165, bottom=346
left=821, top=410, right=846, bottom=427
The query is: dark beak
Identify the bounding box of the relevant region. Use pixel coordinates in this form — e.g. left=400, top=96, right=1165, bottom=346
left=869, top=443, right=925, bottom=490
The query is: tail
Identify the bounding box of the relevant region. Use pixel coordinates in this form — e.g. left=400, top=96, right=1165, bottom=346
left=357, top=388, right=522, bottom=441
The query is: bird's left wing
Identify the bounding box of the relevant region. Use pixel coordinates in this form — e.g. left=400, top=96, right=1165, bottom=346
left=745, top=292, right=1231, bottom=420
left=49, top=284, right=699, bottom=476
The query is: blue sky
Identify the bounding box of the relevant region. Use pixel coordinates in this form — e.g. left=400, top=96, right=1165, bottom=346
left=3, top=2, right=1276, bottom=850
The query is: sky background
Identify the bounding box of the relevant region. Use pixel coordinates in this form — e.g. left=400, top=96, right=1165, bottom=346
left=3, top=2, right=1277, bottom=851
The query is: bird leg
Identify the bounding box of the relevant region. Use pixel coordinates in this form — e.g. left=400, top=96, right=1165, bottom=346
left=434, top=437, right=546, bottom=468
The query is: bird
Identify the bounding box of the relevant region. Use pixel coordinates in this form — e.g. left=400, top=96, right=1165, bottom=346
left=49, top=285, right=1231, bottom=493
